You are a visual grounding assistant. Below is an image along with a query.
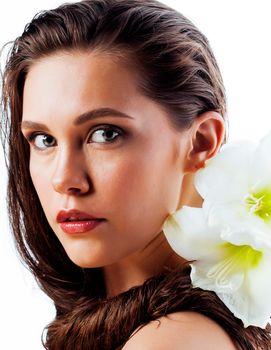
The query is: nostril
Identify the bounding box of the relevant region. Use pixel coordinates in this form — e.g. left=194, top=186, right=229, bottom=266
left=68, top=187, right=82, bottom=194
left=52, top=169, right=91, bottom=195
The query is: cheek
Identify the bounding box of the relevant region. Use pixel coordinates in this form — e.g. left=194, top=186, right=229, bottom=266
left=102, top=149, right=181, bottom=227
left=29, top=159, right=50, bottom=205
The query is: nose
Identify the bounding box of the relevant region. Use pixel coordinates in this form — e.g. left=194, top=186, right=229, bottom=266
left=51, top=149, right=91, bottom=196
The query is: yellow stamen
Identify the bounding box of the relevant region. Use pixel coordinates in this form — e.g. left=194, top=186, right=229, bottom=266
left=244, top=187, right=271, bottom=223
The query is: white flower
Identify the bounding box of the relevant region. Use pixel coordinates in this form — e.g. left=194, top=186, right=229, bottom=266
left=162, top=131, right=271, bottom=328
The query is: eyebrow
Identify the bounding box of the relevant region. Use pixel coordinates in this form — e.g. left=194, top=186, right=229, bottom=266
left=21, top=107, right=134, bottom=130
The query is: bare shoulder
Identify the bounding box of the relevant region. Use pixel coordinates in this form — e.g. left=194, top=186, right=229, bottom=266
left=122, top=311, right=238, bottom=350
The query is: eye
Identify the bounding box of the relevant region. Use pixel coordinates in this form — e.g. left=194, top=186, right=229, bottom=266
left=27, top=133, right=56, bottom=151
left=88, top=125, right=124, bottom=144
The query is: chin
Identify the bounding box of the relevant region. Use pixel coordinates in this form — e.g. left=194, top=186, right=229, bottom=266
left=69, top=258, right=103, bottom=268
left=66, top=253, right=110, bottom=269
left=63, top=244, right=127, bottom=268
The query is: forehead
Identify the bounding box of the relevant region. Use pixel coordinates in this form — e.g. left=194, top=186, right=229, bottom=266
left=21, top=50, right=176, bottom=135
left=22, top=50, right=142, bottom=121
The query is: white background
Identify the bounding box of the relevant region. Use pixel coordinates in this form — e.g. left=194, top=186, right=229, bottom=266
left=0, top=0, right=271, bottom=349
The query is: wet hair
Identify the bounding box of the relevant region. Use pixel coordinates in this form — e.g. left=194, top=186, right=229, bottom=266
left=1, top=0, right=270, bottom=349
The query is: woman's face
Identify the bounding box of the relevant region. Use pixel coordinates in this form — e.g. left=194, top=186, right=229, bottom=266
left=21, top=50, right=190, bottom=268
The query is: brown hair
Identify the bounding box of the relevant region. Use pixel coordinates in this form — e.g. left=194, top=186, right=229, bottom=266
left=1, top=0, right=270, bottom=349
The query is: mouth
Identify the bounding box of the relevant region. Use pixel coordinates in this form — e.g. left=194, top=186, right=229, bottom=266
left=56, top=209, right=106, bottom=234
left=59, top=218, right=105, bottom=234
left=56, top=209, right=105, bottom=223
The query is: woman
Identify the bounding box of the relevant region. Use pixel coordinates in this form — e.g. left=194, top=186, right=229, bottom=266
left=1, top=0, right=270, bottom=349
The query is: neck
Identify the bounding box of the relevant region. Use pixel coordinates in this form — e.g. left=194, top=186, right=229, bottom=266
left=102, top=231, right=186, bottom=298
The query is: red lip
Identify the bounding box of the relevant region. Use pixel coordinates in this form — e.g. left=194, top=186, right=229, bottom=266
left=56, top=209, right=104, bottom=223
left=60, top=219, right=104, bottom=234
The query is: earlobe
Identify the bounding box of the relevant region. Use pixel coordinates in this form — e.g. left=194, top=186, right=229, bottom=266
left=184, top=111, right=225, bottom=173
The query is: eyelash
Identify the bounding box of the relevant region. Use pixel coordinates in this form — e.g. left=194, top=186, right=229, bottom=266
left=26, top=124, right=125, bottom=151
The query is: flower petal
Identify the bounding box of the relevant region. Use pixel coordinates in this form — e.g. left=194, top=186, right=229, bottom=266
left=191, top=245, right=270, bottom=328
left=195, top=141, right=255, bottom=200
left=221, top=224, right=271, bottom=251
left=250, top=130, right=271, bottom=189
left=191, top=261, right=244, bottom=294
left=162, top=206, right=221, bottom=261
left=203, top=201, right=271, bottom=249
left=216, top=252, right=271, bottom=328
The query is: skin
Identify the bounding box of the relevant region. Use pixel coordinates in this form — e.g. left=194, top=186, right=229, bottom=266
left=122, top=311, right=238, bottom=349
left=21, top=50, right=225, bottom=298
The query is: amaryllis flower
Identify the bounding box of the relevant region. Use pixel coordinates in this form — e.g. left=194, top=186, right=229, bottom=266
left=162, top=131, right=271, bottom=328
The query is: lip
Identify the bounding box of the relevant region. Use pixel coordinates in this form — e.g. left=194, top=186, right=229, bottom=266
left=60, top=219, right=105, bottom=234
left=56, top=209, right=104, bottom=223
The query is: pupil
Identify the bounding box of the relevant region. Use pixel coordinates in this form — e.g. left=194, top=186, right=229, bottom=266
left=44, top=135, right=54, bottom=146
left=105, top=130, right=114, bottom=140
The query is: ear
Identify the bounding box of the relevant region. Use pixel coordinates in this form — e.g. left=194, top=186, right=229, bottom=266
left=184, top=111, right=225, bottom=174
